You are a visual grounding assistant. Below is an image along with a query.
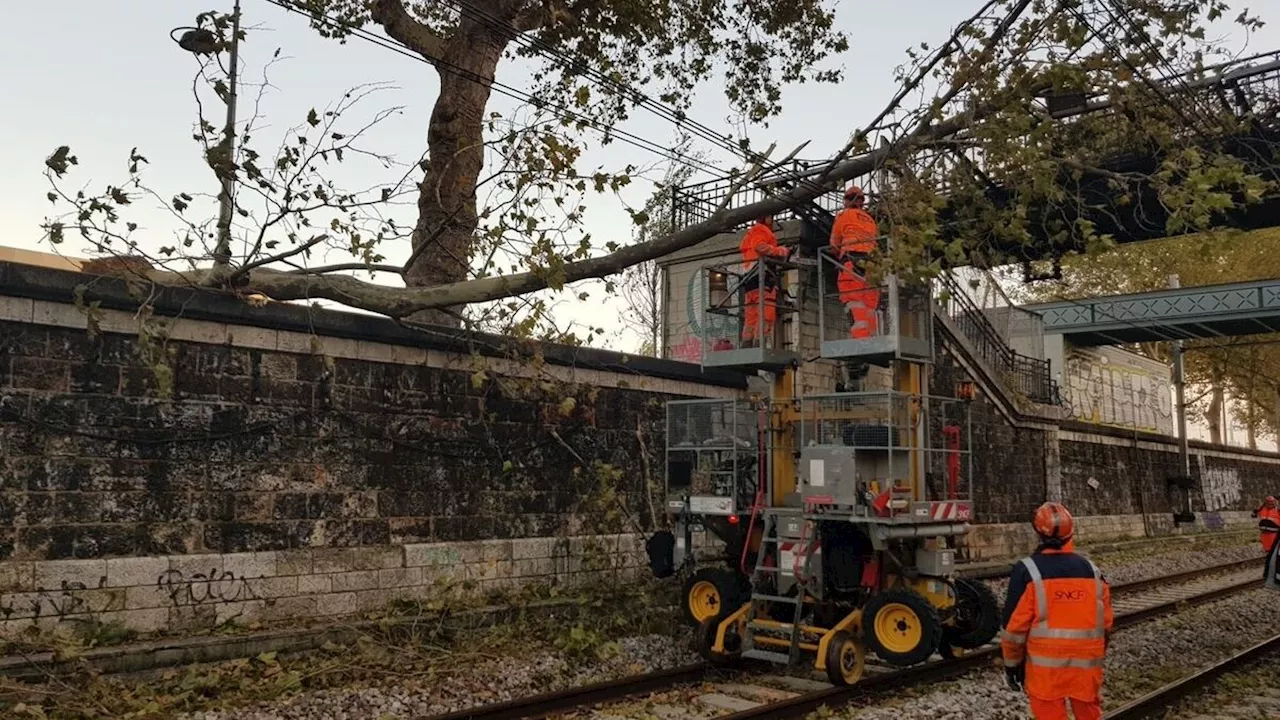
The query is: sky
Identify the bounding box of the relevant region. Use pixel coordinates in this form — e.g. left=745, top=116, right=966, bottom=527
left=0, top=0, right=1038, bottom=347
left=2, top=2, right=1279, bottom=447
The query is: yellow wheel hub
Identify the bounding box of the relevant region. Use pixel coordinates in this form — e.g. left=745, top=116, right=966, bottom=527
left=688, top=581, right=721, bottom=622
left=875, top=602, right=923, bottom=654
left=836, top=639, right=866, bottom=684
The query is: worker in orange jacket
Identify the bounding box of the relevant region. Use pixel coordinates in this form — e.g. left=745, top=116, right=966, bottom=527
left=829, top=185, right=880, bottom=339
left=1001, top=502, right=1114, bottom=720
left=1252, top=496, right=1279, bottom=554
left=739, top=216, right=790, bottom=346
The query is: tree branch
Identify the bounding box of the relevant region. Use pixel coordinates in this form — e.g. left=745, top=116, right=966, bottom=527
left=370, top=0, right=449, bottom=61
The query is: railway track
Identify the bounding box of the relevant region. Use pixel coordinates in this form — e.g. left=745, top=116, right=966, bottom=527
left=421, top=558, right=1268, bottom=720
left=1103, top=632, right=1280, bottom=719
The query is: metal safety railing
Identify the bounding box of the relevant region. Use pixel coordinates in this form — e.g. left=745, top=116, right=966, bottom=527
left=935, top=272, right=1060, bottom=405
left=668, top=49, right=1280, bottom=232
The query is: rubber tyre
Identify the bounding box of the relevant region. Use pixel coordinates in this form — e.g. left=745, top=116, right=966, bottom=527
left=863, top=588, right=943, bottom=667
left=941, top=578, right=1000, bottom=650
left=696, top=617, right=742, bottom=667
left=824, top=630, right=866, bottom=686
left=682, top=568, right=749, bottom=626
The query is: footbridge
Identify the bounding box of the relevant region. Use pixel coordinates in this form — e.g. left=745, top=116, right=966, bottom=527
left=1024, top=278, right=1280, bottom=346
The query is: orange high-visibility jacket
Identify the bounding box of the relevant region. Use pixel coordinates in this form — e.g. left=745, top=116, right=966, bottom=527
left=1001, top=544, right=1114, bottom=703
left=1259, top=507, right=1280, bottom=553
left=829, top=207, right=878, bottom=256
left=740, top=222, right=789, bottom=269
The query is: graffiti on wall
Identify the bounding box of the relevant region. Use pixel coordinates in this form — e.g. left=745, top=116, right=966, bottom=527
left=1063, top=347, right=1174, bottom=435
left=1199, top=457, right=1242, bottom=512
left=668, top=265, right=737, bottom=363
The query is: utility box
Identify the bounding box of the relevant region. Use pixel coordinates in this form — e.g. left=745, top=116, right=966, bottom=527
left=916, top=549, right=955, bottom=577
left=798, top=447, right=861, bottom=507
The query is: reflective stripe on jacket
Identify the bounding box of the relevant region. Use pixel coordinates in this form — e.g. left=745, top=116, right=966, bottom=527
left=1000, top=545, right=1114, bottom=702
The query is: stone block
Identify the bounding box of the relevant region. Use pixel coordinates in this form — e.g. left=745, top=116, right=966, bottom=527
left=330, top=570, right=379, bottom=592
left=168, top=320, right=231, bottom=346
left=311, top=548, right=355, bottom=574
left=356, top=340, right=395, bottom=363
left=390, top=345, right=428, bottom=365
left=512, top=558, right=555, bottom=578
left=260, top=595, right=318, bottom=623
left=352, top=546, right=404, bottom=571
left=97, top=607, right=170, bottom=633
left=169, top=554, right=223, bottom=577
left=511, top=537, right=554, bottom=561
left=277, top=330, right=320, bottom=355
left=215, top=599, right=266, bottom=625
left=276, top=550, right=313, bottom=577
left=354, top=588, right=397, bottom=613
left=105, top=556, right=171, bottom=589
left=222, top=551, right=279, bottom=579
left=228, top=327, right=279, bottom=351
left=252, top=575, right=299, bottom=599
left=33, top=559, right=107, bottom=592
left=296, top=574, right=331, bottom=596
left=32, top=302, right=88, bottom=330
left=0, top=296, right=34, bottom=323
left=0, top=562, right=34, bottom=594
left=378, top=566, right=423, bottom=589
left=404, top=543, right=462, bottom=568
left=126, top=583, right=173, bottom=611
left=316, top=591, right=357, bottom=616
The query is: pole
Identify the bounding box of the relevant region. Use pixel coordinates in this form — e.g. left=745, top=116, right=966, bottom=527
left=1169, top=274, right=1193, bottom=523
left=1169, top=275, right=1190, bottom=476
left=213, top=0, right=241, bottom=268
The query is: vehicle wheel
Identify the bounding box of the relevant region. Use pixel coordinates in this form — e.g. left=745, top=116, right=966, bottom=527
left=941, top=578, right=1000, bottom=650
left=683, top=568, right=749, bottom=626
left=863, top=588, right=943, bottom=667
left=696, top=617, right=742, bottom=667
left=824, top=630, right=866, bottom=686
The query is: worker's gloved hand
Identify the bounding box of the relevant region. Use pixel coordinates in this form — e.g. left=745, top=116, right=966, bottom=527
left=1253, top=510, right=1260, bottom=518
left=1005, top=664, right=1025, bottom=692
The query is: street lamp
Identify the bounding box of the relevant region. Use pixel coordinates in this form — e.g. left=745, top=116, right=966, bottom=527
left=171, top=0, right=242, bottom=270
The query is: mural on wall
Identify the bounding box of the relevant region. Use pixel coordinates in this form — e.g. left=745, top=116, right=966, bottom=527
left=668, top=264, right=737, bottom=363
left=1198, top=456, right=1242, bottom=512
left=1063, top=346, right=1174, bottom=435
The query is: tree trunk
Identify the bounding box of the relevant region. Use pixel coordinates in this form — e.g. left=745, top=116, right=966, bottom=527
left=403, top=19, right=508, bottom=327
left=1207, top=381, right=1224, bottom=445
left=1273, top=385, right=1280, bottom=451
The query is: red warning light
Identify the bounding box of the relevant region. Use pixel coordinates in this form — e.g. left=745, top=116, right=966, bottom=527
left=728, top=514, right=740, bottom=525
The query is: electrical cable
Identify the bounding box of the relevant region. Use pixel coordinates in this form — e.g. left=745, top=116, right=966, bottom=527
left=262, top=0, right=731, bottom=175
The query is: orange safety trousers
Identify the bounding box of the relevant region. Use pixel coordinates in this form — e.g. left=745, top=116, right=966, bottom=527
left=837, top=261, right=880, bottom=339
left=1028, top=697, right=1102, bottom=720
left=1001, top=547, right=1114, bottom=706
left=742, top=287, right=778, bottom=343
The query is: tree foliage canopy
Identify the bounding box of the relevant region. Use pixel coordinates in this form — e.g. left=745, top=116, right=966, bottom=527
left=38, top=0, right=1280, bottom=340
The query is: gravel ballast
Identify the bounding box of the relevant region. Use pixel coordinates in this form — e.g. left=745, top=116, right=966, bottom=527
left=172, top=536, right=1265, bottom=720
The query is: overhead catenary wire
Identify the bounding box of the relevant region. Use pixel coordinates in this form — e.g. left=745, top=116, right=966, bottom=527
left=262, top=0, right=732, bottom=176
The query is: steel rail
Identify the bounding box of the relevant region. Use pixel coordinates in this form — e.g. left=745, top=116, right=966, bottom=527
left=1102, top=632, right=1280, bottom=719
left=418, top=559, right=1266, bottom=720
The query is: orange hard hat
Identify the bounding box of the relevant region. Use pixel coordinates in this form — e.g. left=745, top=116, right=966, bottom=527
left=1266, top=496, right=1277, bottom=507
left=844, top=185, right=865, bottom=200
left=1032, top=502, right=1074, bottom=544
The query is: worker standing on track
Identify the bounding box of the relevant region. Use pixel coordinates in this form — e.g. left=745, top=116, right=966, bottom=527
left=829, top=185, right=880, bottom=339
left=739, top=215, right=790, bottom=347
left=1001, top=502, right=1115, bottom=720
left=1252, top=495, right=1279, bottom=554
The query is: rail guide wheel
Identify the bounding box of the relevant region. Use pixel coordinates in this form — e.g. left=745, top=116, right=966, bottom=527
left=823, top=631, right=867, bottom=686
left=682, top=568, right=749, bottom=626
left=940, top=578, right=1000, bottom=658
left=863, top=588, right=943, bottom=667
left=696, top=616, right=743, bottom=667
